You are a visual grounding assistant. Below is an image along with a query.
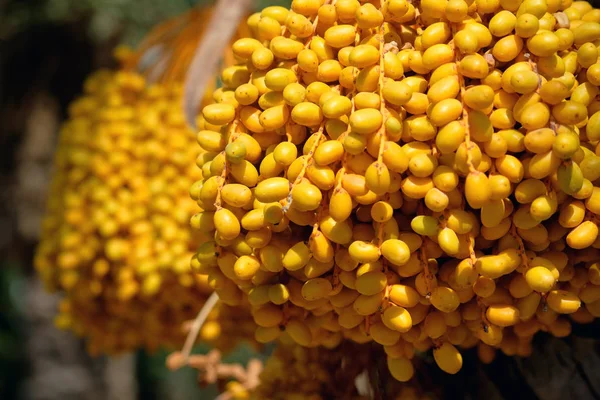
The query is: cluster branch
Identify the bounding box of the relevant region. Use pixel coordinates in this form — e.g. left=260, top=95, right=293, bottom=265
left=167, top=349, right=263, bottom=390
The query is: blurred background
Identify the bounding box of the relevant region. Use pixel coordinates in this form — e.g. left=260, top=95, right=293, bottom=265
left=2, top=1, right=600, bottom=400
left=0, top=1, right=281, bottom=399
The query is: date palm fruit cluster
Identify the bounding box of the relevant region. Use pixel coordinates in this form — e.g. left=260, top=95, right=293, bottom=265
left=35, top=10, right=256, bottom=355
left=193, top=0, right=600, bottom=379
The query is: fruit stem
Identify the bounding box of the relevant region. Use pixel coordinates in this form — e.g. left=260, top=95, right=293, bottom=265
left=377, top=23, right=388, bottom=166
left=459, top=86, right=477, bottom=174
left=420, top=242, right=432, bottom=298
left=302, top=1, right=326, bottom=49
left=476, top=296, right=489, bottom=329
left=282, top=122, right=325, bottom=212
left=375, top=23, right=389, bottom=249
left=180, top=291, right=220, bottom=363
left=468, top=232, right=477, bottom=265
left=215, top=118, right=241, bottom=210
left=510, top=224, right=530, bottom=270
left=451, top=24, right=476, bottom=175
left=526, top=54, right=542, bottom=91
left=416, top=202, right=433, bottom=296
